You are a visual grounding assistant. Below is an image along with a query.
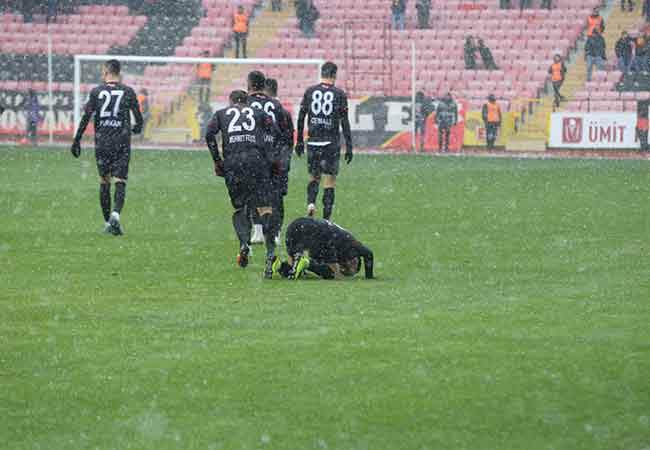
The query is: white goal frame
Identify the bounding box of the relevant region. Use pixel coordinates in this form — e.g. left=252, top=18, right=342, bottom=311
left=73, top=54, right=325, bottom=134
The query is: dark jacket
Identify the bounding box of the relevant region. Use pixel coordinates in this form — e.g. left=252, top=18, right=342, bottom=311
left=615, top=36, right=633, bottom=60
left=435, top=98, right=458, bottom=128
left=464, top=38, right=477, bottom=69
left=478, top=40, right=498, bottom=70
left=585, top=33, right=606, bottom=59
left=392, top=0, right=406, bottom=14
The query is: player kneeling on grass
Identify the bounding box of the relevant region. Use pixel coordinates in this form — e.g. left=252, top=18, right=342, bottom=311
left=205, top=89, right=283, bottom=277
left=70, top=59, right=144, bottom=236
left=270, top=217, right=374, bottom=280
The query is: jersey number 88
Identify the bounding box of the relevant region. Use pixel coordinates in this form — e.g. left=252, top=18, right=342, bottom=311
left=311, top=90, right=334, bottom=116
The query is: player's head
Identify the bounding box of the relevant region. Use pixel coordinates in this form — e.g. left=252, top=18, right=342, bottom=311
left=264, top=78, right=278, bottom=97
left=247, top=70, right=266, bottom=93
left=340, top=257, right=361, bottom=277
left=321, top=62, right=338, bottom=81
left=102, top=59, right=121, bottom=80
left=229, top=89, right=248, bottom=106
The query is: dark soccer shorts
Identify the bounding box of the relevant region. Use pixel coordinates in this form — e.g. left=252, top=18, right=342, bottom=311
left=224, top=162, right=272, bottom=211
left=95, top=140, right=131, bottom=180
left=307, top=142, right=340, bottom=176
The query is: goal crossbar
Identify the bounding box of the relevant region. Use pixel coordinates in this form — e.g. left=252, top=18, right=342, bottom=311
left=73, top=54, right=325, bottom=133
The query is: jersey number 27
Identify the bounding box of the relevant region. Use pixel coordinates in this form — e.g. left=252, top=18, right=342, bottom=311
left=98, top=90, right=124, bottom=118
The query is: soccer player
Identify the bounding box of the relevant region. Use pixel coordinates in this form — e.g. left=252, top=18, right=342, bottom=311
left=295, top=61, right=353, bottom=220
left=205, top=89, right=282, bottom=277
left=264, top=77, right=294, bottom=242
left=246, top=70, right=292, bottom=245
left=271, top=217, right=374, bottom=280
left=70, top=59, right=143, bottom=236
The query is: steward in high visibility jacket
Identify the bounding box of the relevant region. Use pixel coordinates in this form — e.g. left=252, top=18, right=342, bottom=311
left=548, top=54, right=567, bottom=108
left=586, top=9, right=605, bottom=37
left=233, top=6, right=249, bottom=58
left=481, top=94, right=502, bottom=150
left=637, top=99, right=649, bottom=152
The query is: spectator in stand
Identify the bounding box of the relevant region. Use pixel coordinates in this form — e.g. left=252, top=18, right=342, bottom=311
left=435, top=93, right=457, bottom=152
left=47, top=0, right=58, bottom=23
left=196, top=51, right=213, bottom=104
left=499, top=0, right=511, bottom=9
left=644, top=0, right=650, bottom=21
left=477, top=39, right=498, bottom=70
left=296, top=0, right=319, bottom=37
left=616, top=31, right=634, bottom=73
left=233, top=5, right=249, bottom=58
left=631, top=32, right=648, bottom=71
left=586, top=8, right=605, bottom=37
left=585, top=28, right=606, bottom=81
left=391, top=0, right=406, bottom=30
left=272, top=0, right=283, bottom=11
left=548, top=54, right=567, bottom=108
left=137, top=88, right=150, bottom=138
left=622, top=0, right=634, bottom=12
left=519, top=0, right=531, bottom=10
left=541, top=0, right=552, bottom=9
left=481, top=94, right=501, bottom=150
left=464, top=36, right=477, bottom=70
left=24, top=89, right=42, bottom=146
left=415, top=0, right=430, bottom=29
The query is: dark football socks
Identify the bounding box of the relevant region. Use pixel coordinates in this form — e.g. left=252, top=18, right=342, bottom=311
left=307, top=180, right=319, bottom=205
left=260, top=212, right=276, bottom=258
left=113, top=182, right=126, bottom=214
left=100, top=183, right=111, bottom=222
left=323, top=188, right=335, bottom=220
left=233, top=208, right=252, bottom=248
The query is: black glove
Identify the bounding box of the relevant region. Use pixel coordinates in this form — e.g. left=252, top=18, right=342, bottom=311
left=132, top=124, right=143, bottom=134
left=295, top=141, right=304, bottom=157
left=214, top=160, right=225, bottom=177
left=345, top=148, right=353, bottom=164
left=70, top=140, right=81, bottom=158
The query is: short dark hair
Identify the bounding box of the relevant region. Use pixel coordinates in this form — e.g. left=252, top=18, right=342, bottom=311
left=321, top=61, right=338, bottom=79
left=229, top=89, right=248, bottom=105
left=264, top=78, right=278, bottom=96
left=247, top=70, right=266, bottom=91
left=104, top=59, right=121, bottom=76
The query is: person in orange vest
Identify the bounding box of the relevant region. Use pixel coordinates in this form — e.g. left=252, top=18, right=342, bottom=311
left=481, top=94, right=502, bottom=150
left=196, top=50, right=213, bottom=104
left=586, top=8, right=605, bottom=37
left=233, top=5, right=249, bottom=59
left=136, top=88, right=150, bottom=139
left=548, top=54, right=567, bottom=108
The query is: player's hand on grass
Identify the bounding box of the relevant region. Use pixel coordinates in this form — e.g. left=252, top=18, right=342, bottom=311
left=214, top=160, right=225, bottom=177
left=345, top=148, right=353, bottom=164
left=294, top=142, right=304, bottom=157
left=70, top=140, right=81, bottom=158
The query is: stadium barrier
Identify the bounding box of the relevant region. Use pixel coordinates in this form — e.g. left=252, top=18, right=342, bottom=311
left=549, top=112, right=640, bottom=149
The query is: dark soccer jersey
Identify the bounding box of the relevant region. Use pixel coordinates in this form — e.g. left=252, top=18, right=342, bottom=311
left=299, top=82, right=351, bottom=145
left=285, top=217, right=371, bottom=263
left=205, top=104, right=279, bottom=163
left=247, top=93, right=294, bottom=150
left=74, top=82, right=142, bottom=144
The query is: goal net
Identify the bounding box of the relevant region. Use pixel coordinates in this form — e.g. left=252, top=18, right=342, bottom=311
left=73, top=55, right=324, bottom=148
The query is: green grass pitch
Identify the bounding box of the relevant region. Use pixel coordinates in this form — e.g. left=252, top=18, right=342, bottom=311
left=1, top=147, right=649, bottom=450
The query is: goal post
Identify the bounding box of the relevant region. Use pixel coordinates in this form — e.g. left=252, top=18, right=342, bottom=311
left=73, top=54, right=324, bottom=147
